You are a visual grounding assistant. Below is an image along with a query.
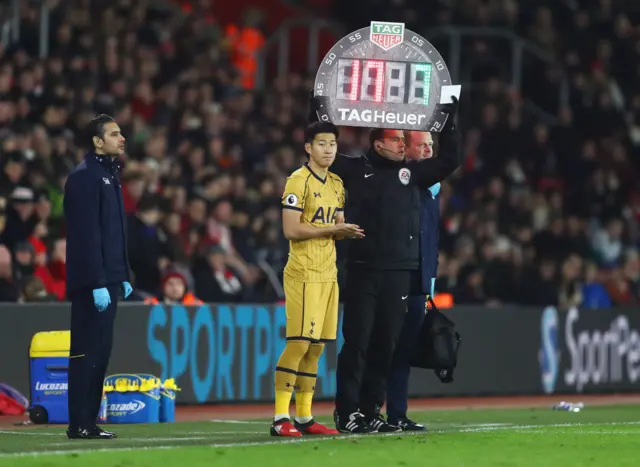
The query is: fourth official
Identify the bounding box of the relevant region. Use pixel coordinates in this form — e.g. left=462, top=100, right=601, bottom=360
left=326, top=98, right=461, bottom=434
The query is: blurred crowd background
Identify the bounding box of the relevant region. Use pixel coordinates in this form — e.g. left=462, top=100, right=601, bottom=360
left=0, top=0, right=639, bottom=308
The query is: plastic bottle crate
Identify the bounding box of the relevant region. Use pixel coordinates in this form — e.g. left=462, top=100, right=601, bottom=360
left=104, top=374, right=160, bottom=424
left=159, top=378, right=180, bottom=423
left=28, top=331, right=71, bottom=424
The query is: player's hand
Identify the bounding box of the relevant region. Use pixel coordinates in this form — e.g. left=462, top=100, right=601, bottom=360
left=437, top=95, right=458, bottom=115
left=436, top=96, right=458, bottom=131
left=333, top=223, right=365, bottom=239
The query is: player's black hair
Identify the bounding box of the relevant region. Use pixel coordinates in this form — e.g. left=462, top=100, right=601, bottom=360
left=369, top=128, right=386, bottom=147
left=304, top=121, right=339, bottom=144
left=87, top=114, right=116, bottom=149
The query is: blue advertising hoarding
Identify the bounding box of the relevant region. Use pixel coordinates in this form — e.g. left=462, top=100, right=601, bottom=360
left=2, top=303, right=639, bottom=404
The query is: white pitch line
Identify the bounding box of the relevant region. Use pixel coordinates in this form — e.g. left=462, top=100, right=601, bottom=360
left=176, top=431, right=265, bottom=435
left=444, top=423, right=513, bottom=429
left=0, top=431, right=422, bottom=458
left=48, top=437, right=207, bottom=446
left=209, top=419, right=264, bottom=425
left=2, top=421, right=640, bottom=458
left=0, top=430, right=265, bottom=437
left=454, top=421, right=640, bottom=433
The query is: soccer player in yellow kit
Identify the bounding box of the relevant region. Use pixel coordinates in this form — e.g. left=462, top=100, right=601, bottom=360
left=271, top=121, right=365, bottom=437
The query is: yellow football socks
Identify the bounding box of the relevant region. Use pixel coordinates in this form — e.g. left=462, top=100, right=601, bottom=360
left=295, top=392, right=313, bottom=420
left=274, top=340, right=310, bottom=420
left=275, top=390, right=294, bottom=420
left=295, top=343, right=325, bottom=422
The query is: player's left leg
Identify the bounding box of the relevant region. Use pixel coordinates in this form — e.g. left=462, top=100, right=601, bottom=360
left=271, top=277, right=311, bottom=437
left=293, top=281, right=339, bottom=435
left=359, top=270, right=410, bottom=433
left=386, top=294, right=427, bottom=431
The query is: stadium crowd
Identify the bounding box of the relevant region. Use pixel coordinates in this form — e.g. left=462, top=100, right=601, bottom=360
left=0, top=0, right=639, bottom=307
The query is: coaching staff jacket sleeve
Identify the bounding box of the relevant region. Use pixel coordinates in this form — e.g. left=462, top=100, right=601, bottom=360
left=417, top=188, right=440, bottom=295
left=64, top=152, right=130, bottom=297
left=330, top=124, right=460, bottom=271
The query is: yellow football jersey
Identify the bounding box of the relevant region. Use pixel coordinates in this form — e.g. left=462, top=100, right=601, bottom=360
left=282, top=163, right=345, bottom=282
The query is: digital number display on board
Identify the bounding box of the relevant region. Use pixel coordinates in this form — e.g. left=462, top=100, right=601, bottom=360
left=314, top=21, right=455, bottom=131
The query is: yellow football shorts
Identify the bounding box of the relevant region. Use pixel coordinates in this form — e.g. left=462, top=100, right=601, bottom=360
left=283, top=277, right=339, bottom=342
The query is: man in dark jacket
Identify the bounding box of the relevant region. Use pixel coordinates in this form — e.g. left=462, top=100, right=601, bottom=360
left=386, top=131, right=440, bottom=431
left=127, top=195, right=171, bottom=295
left=325, top=99, right=461, bottom=434
left=63, top=114, right=133, bottom=440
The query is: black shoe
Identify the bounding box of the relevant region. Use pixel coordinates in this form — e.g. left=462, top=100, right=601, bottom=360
left=367, top=414, right=402, bottom=433
left=334, top=410, right=373, bottom=434
left=93, top=425, right=118, bottom=438
left=392, top=417, right=426, bottom=432
left=66, top=426, right=117, bottom=440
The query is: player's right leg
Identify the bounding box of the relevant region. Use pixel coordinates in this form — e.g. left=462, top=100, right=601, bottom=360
left=334, top=269, right=378, bottom=434
left=293, top=281, right=339, bottom=436
left=271, top=277, right=310, bottom=437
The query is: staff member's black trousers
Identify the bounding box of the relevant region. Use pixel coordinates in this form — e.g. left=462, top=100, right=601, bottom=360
left=67, top=284, right=119, bottom=429
left=335, top=267, right=410, bottom=417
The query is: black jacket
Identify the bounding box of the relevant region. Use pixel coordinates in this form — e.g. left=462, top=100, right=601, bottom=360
left=330, top=128, right=461, bottom=271
left=63, top=152, right=131, bottom=297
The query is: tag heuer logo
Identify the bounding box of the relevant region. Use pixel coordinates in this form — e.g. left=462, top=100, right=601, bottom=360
left=370, top=21, right=405, bottom=51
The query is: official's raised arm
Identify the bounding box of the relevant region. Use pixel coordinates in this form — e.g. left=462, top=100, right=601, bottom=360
left=410, top=97, right=462, bottom=188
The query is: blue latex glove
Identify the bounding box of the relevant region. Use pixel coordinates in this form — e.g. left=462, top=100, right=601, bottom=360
left=92, top=288, right=111, bottom=312
left=428, top=182, right=441, bottom=199
left=430, top=277, right=436, bottom=298
left=122, top=281, right=133, bottom=299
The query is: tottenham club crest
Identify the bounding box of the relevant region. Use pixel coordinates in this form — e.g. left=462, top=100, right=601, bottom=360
left=398, top=168, right=411, bottom=185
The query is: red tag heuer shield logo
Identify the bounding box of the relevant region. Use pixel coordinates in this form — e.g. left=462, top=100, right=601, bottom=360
left=370, top=21, right=405, bottom=51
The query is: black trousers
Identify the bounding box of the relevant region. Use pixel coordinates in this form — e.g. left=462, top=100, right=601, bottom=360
left=335, top=268, right=411, bottom=416
left=67, top=284, right=119, bottom=429
left=386, top=294, right=426, bottom=421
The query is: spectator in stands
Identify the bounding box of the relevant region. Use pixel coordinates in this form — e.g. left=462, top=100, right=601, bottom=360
left=605, top=267, right=639, bottom=306
left=0, top=0, right=638, bottom=308
left=12, top=242, right=35, bottom=285
left=0, top=245, right=19, bottom=302
left=193, top=245, right=243, bottom=303
left=29, top=223, right=65, bottom=301
left=127, top=196, right=172, bottom=296
left=0, top=196, right=7, bottom=245
left=582, top=261, right=612, bottom=308
left=592, top=218, right=625, bottom=267
left=3, top=188, right=38, bottom=251
left=0, top=152, right=27, bottom=196
left=558, top=255, right=584, bottom=309
left=20, top=276, right=57, bottom=303
left=144, top=269, right=202, bottom=305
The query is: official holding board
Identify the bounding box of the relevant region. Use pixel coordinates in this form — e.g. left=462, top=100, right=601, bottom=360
left=310, top=21, right=463, bottom=434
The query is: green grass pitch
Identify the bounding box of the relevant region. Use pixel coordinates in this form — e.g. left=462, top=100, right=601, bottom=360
left=1, top=404, right=639, bottom=466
